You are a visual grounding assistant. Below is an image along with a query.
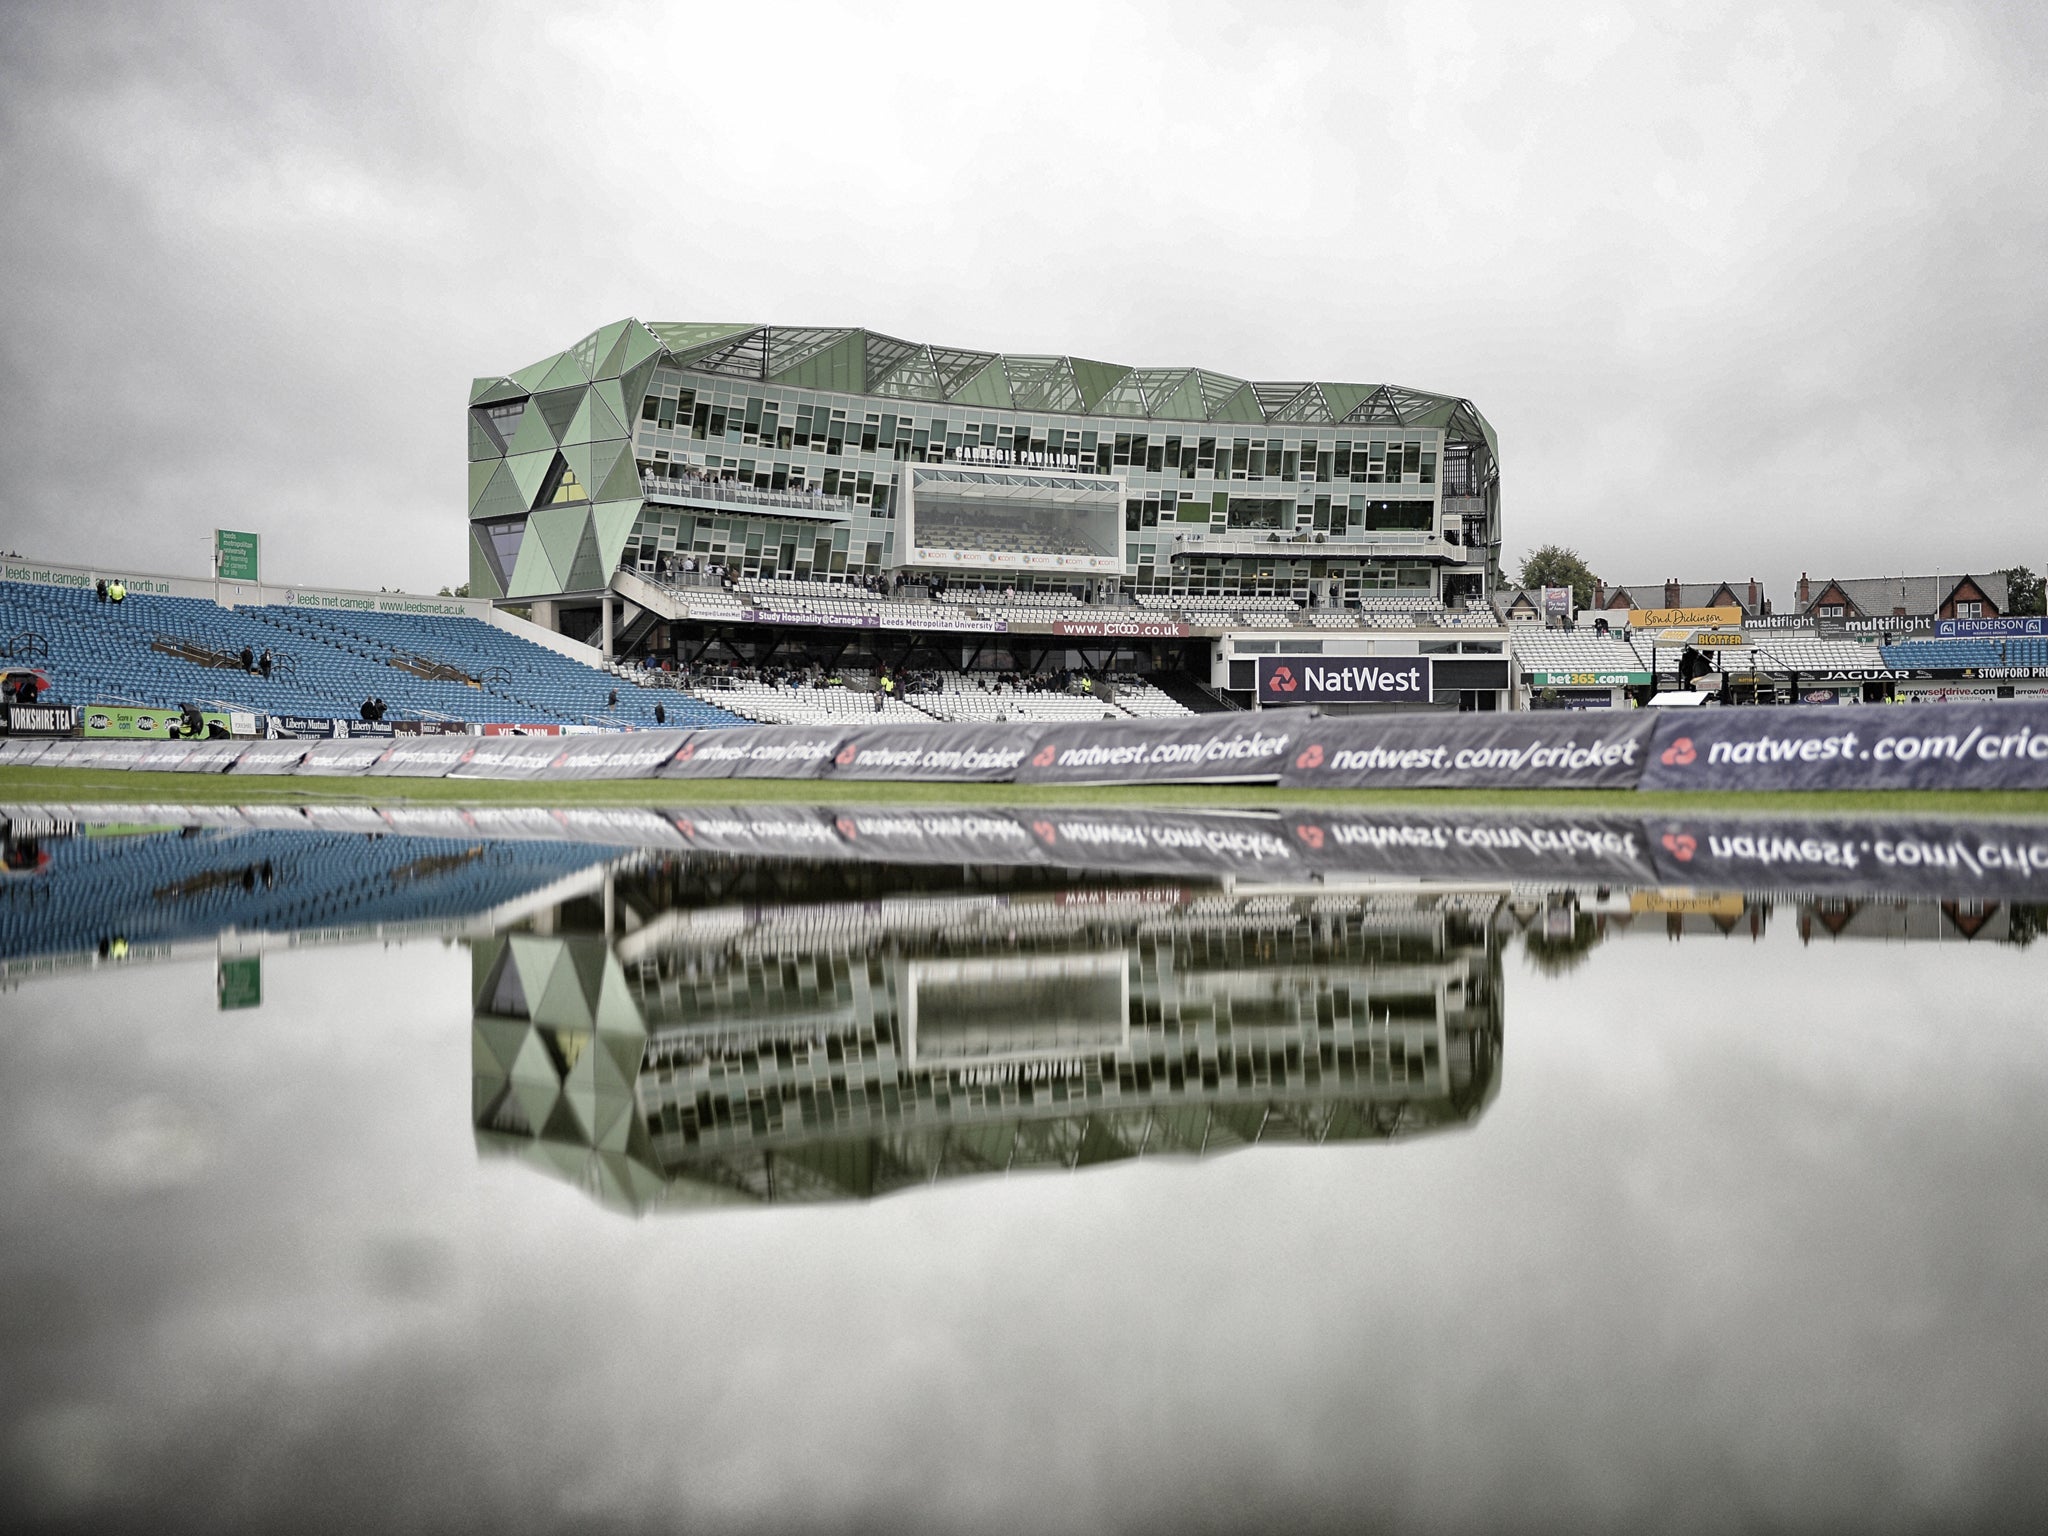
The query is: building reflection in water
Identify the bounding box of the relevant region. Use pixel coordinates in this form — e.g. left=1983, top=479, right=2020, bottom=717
left=470, top=861, right=1505, bottom=1212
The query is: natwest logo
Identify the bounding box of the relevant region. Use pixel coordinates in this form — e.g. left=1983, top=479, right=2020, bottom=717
left=1031, top=743, right=1058, bottom=768
left=1269, top=665, right=1298, bottom=694
left=1660, top=736, right=1697, bottom=767
left=1294, top=743, right=1324, bottom=770
left=1661, top=832, right=1697, bottom=861
left=835, top=742, right=859, bottom=766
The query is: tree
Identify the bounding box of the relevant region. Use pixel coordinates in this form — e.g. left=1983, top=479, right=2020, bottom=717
left=437, top=583, right=471, bottom=598
left=1516, top=544, right=1601, bottom=611
left=2002, top=566, right=2045, bottom=616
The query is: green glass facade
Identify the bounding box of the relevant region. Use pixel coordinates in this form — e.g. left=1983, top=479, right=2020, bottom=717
left=467, top=320, right=1501, bottom=607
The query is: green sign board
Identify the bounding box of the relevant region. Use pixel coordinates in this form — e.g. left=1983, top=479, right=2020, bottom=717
left=215, top=529, right=260, bottom=582
left=81, top=704, right=231, bottom=738
left=1527, top=671, right=1651, bottom=687
left=218, top=955, right=262, bottom=1011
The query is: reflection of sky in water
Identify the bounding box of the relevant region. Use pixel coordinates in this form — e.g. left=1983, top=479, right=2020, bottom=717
left=0, top=817, right=2044, bottom=1530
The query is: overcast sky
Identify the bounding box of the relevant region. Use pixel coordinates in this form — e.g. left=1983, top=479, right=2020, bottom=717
left=3, top=0, right=2043, bottom=605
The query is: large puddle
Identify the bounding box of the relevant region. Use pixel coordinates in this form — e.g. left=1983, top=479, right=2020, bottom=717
left=1, top=802, right=2044, bottom=1531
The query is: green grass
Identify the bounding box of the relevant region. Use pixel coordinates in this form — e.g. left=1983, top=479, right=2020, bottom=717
left=4, top=766, right=2048, bottom=819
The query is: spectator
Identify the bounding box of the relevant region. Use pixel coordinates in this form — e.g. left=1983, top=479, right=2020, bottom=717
left=653, top=703, right=666, bottom=725
left=607, top=688, right=619, bottom=708
left=95, top=579, right=108, bottom=602
left=239, top=645, right=254, bottom=671
left=258, top=649, right=272, bottom=678
left=108, top=580, right=125, bottom=603
left=360, top=699, right=375, bottom=723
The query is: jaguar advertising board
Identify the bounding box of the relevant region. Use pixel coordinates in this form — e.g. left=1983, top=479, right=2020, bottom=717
left=1641, top=816, right=2048, bottom=901
left=822, top=723, right=1032, bottom=782
left=1257, top=656, right=1431, bottom=706
left=1639, top=702, right=2048, bottom=790
left=1280, top=712, right=1658, bottom=789
left=1013, top=711, right=1309, bottom=786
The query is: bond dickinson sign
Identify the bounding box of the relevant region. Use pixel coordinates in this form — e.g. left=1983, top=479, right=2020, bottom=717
left=1257, top=655, right=1432, bottom=705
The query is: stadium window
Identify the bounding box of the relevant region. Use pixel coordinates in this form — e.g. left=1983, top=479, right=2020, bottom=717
left=861, top=416, right=879, bottom=453
left=1315, top=448, right=1332, bottom=482
left=1364, top=500, right=1432, bottom=531
left=1281, top=449, right=1297, bottom=481
left=1114, top=433, right=1132, bottom=466
left=1403, top=443, right=1421, bottom=479
left=980, top=423, right=997, bottom=446
left=1146, top=442, right=1164, bottom=472
left=1126, top=499, right=1142, bottom=531
left=707, top=406, right=725, bottom=437
left=641, top=395, right=660, bottom=422
left=1163, top=436, right=1181, bottom=469
left=1957, top=600, right=1983, bottom=618
left=1197, top=437, right=1216, bottom=470
left=1267, top=444, right=1284, bottom=479
left=1419, top=451, right=1436, bottom=484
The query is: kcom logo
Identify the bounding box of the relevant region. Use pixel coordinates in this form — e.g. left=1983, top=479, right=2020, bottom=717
left=1269, top=665, right=1298, bottom=694
left=1660, top=736, right=1697, bottom=767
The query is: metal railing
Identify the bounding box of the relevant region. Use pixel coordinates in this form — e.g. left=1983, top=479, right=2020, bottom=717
left=639, top=474, right=857, bottom=517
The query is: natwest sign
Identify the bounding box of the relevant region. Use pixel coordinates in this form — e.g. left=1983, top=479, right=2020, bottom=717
left=1258, top=656, right=1432, bottom=704
left=1050, top=619, right=1190, bottom=638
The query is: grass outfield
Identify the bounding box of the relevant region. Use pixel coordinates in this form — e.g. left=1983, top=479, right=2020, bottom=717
left=3, top=766, right=2048, bottom=818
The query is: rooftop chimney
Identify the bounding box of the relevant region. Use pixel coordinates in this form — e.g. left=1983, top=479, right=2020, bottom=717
left=1664, top=578, right=1681, bottom=608
left=1747, top=577, right=1759, bottom=611
left=1798, top=572, right=1811, bottom=606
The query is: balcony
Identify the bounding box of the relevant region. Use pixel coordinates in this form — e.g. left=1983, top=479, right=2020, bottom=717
left=1170, top=529, right=1457, bottom=561
left=639, top=473, right=855, bottom=523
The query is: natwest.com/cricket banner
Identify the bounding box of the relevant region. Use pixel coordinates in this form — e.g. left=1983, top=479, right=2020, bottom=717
left=1281, top=712, right=1658, bottom=789
left=1013, top=710, right=1311, bottom=785
left=1639, top=701, right=2048, bottom=790
left=1257, top=655, right=1430, bottom=705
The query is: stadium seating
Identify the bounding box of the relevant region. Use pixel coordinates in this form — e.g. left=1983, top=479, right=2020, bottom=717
left=687, top=673, right=938, bottom=725
left=0, top=584, right=750, bottom=729
left=1881, top=638, right=2046, bottom=669
left=0, top=823, right=615, bottom=963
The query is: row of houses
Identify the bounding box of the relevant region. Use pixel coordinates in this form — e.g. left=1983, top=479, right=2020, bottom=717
left=1497, top=571, right=2013, bottom=627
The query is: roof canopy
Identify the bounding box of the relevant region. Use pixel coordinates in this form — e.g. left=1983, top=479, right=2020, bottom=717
left=478, top=320, right=1495, bottom=450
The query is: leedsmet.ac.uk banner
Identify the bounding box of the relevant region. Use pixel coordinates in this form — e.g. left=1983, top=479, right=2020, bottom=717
left=1280, top=712, right=1657, bottom=789
left=1639, top=702, right=2048, bottom=790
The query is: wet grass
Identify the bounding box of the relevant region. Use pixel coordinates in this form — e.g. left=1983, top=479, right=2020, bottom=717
left=3, top=766, right=2047, bottom=819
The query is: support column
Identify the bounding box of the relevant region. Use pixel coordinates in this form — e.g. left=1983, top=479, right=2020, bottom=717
left=601, top=594, right=615, bottom=659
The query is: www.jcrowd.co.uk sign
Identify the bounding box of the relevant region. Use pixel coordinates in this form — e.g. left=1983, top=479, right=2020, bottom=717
left=1257, top=655, right=1433, bottom=705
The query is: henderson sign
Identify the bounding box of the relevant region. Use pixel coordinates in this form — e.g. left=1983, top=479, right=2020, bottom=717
left=1257, top=655, right=1432, bottom=705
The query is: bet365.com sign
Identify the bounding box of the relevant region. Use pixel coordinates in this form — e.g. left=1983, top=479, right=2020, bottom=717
left=1257, top=655, right=1433, bottom=704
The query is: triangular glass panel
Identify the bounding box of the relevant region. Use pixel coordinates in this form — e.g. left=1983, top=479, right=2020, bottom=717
left=869, top=345, right=945, bottom=401
left=470, top=461, right=528, bottom=523
left=471, top=376, right=524, bottom=405
left=1003, top=356, right=1084, bottom=413
left=766, top=327, right=856, bottom=378
left=506, top=400, right=558, bottom=456
left=509, top=353, right=560, bottom=393
left=861, top=332, right=918, bottom=392
left=947, top=357, right=1012, bottom=408
left=506, top=527, right=565, bottom=598
left=928, top=346, right=998, bottom=397
left=484, top=949, right=530, bottom=1016
left=588, top=499, right=640, bottom=574
left=648, top=322, right=754, bottom=359
left=584, top=321, right=629, bottom=377
left=569, top=328, right=609, bottom=379
left=1069, top=358, right=1129, bottom=412
left=1267, top=384, right=1332, bottom=423
left=593, top=447, right=641, bottom=504
left=681, top=327, right=769, bottom=379
left=619, top=320, right=665, bottom=372
left=534, top=387, right=583, bottom=444
left=1194, top=370, right=1251, bottom=418
left=1342, top=387, right=1408, bottom=426
left=591, top=378, right=630, bottom=427
left=1319, top=383, right=1372, bottom=422
left=1129, top=369, right=1191, bottom=415
left=537, top=352, right=587, bottom=392
left=620, top=356, right=661, bottom=420
left=528, top=505, right=589, bottom=584
left=1253, top=381, right=1310, bottom=419
left=468, top=413, right=502, bottom=463
left=1090, top=373, right=1151, bottom=418
left=468, top=459, right=499, bottom=511
left=504, top=449, right=558, bottom=508
left=771, top=331, right=863, bottom=392
left=563, top=521, right=605, bottom=592
left=1207, top=382, right=1266, bottom=423
left=468, top=526, right=502, bottom=601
